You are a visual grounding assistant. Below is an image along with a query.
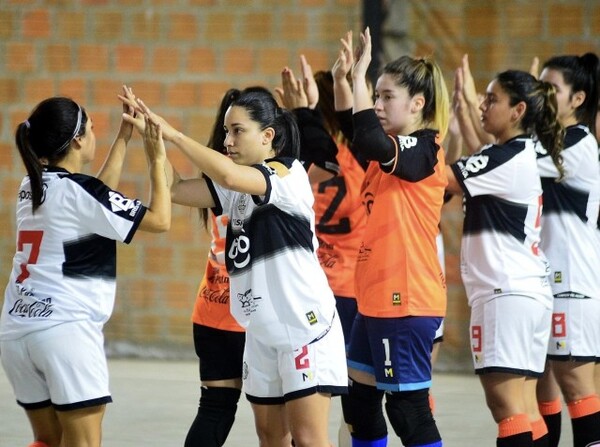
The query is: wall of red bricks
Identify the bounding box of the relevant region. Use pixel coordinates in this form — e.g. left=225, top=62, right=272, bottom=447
left=0, top=0, right=597, bottom=369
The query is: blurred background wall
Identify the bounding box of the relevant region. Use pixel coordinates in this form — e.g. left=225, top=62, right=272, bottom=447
left=0, top=0, right=598, bottom=371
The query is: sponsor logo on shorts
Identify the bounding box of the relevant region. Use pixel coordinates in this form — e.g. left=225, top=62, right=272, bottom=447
left=306, top=311, right=317, bottom=325
left=493, top=288, right=502, bottom=294
left=553, top=271, right=562, bottom=283
left=242, top=361, right=248, bottom=380
left=384, top=367, right=394, bottom=378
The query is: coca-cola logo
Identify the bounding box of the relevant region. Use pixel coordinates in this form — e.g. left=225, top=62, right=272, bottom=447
left=9, top=297, right=53, bottom=318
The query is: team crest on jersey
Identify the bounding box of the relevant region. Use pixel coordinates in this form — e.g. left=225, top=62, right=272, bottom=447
left=392, top=292, right=401, bottom=306
left=458, top=154, right=489, bottom=178
left=237, top=288, right=261, bottom=316
left=306, top=311, right=318, bottom=325
left=237, top=194, right=248, bottom=213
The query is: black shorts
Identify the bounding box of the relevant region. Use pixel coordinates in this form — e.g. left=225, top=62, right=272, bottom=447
left=193, top=323, right=245, bottom=381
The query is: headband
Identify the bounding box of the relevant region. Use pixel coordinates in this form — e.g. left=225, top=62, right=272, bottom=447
left=56, top=105, right=83, bottom=154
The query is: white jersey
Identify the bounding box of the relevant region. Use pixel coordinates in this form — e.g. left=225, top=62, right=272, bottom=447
left=1, top=167, right=146, bottom=340
left=451, top=136, right=552, bottom=306
left=536, top=125, right=600, bottom=300
left=207, top=157, right=337, bottom=352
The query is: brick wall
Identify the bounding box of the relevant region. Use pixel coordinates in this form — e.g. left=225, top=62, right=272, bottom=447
left=0, top=0, right=597, bottom=370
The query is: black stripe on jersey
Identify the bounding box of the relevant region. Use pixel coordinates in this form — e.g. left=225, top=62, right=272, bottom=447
left=540, top=177, right=589, bottom=221
left=563, top=125, right=589, bottom=150
left=205, top=177, right=224, bottom=217
left=63, top=234, right=117, bottom=279
left=463, top=195, right=528, bottom=242
left=452, top=136, right=528, bottom=186
left=226, top=204, right=314, bottom=275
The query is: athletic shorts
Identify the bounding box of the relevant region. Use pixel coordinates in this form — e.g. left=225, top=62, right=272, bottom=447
left=335, top=296, right=357, bottom=345
left=434, top=319, right=445, bottom=344
left=0, top=320, right=112, bottom=411
left=193, top=323, right=245, bottom=381
left=547, top=296, right=600, bottom=362
left=346, top=313, right=442, bottom=392
left=470, top=295, right=551, bottom=376
left=243, top=312, right=348, bottom=404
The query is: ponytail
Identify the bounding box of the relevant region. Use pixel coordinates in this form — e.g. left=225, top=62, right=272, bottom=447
left=536, top=81, right=566, bottom=181
left=430, top=61, right=450, bottom=141
left=15, top=122, right=45, bottom=211
left=15, top=97, right=87, bottom=212
left=496, top=70, right=565, bottom=181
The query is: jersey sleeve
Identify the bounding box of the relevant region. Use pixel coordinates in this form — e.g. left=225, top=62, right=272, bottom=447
left=68, top=174, right=146, bottom=244
left=294, top=107, right=340, bottom=175
left=253, top=159, right=314, bottom=217
left=451, top=144, right=519, bottom=198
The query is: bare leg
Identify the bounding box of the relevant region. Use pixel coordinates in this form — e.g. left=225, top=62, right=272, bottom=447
left=26, top=406, right=62, bottom=447
left=252, top=403, right=292, bottom=447
left=286, top=393, right=332, bottom=447
left=56, top=404, right=105, bottom=447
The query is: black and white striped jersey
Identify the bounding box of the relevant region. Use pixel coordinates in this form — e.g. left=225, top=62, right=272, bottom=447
left=537, top=124, right=600, bottom=300
left=451, top=136, right=552, bottom=306
left=207, top=157, right=336, bottom=352
left=1, top=167, right=146, bottom=340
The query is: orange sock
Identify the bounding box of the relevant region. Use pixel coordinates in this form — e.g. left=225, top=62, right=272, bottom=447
left=498, top=413, right=532, bottom=438
left=539, top=397, right=562, bottom=416
left=567, top=394, right=600, bottom=419
left=531, top=418, right=548, bottom=441
left=28, top=442, right=50, bottom=447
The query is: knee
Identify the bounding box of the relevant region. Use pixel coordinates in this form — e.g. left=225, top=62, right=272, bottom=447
left=341, top=380, right=387, bottom=440
left=385, top=389, right=440, bottom=446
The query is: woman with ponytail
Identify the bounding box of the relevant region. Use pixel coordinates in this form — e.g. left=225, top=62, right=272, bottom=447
left=447, top=69, right=564, bottom=447
left=0, top=89, right=171, bottom=447
left=335, top=28, right=449, bottom=447
left=122, top=87, right=347, bottom=447
left=534, top=52, right=600, bottom=447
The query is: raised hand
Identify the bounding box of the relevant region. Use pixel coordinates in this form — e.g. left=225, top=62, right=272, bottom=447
left=120, top=98, right=180, bottom=142
left=142, top=111, right=166, bottom=164
left=529, top=56, right=540, bottom=78
left=118, top=85, right=136, bottom=141
left=275, top=66, right=309, bottom=110
left=300, top=54, right=319, bottom=109
left=332, top=30, right=353, bottom=82
left=352, top=27, right=371, bottom=81
left=460, top=54, right=479, bottom=106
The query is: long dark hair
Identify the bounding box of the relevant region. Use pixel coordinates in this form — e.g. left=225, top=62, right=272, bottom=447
left=15, top=97, right=88, bottom=211
left=230, top=88, right=300, bottom=159
left=496, top=70, right=565, bottom=180
left=543, top=52, right=600, bottom=138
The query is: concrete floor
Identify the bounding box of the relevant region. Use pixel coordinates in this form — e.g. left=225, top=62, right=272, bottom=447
left=1, top=358, right=574, bottom=446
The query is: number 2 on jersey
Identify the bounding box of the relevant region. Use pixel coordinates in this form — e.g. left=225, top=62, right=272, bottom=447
left=16, top=230, right=43, bottom=283
left=317, top=176, right=351, bottom=234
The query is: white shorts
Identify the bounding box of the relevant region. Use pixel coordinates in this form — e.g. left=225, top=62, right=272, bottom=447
left=547, top=297, right=600, bottom=361
left=243, top=312, right=348, bottom=404
left=0, top=320, right=112, bottom=410
left=470, top=295, right=551, bottom=376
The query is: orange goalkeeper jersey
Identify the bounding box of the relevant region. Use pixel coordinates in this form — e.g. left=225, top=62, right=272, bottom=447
left=355, top=131, right=447, bottom=318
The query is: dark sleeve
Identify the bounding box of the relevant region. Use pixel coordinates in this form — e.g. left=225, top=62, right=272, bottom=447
left=336, top=108, right=368, bottom=171
left=293, top=107, right=339, bottom=175
left=336, top=109, right=354, bottom=142
left=352, top=109, right=396, bottom=163
left=353, top=110, right=440, bottom=182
